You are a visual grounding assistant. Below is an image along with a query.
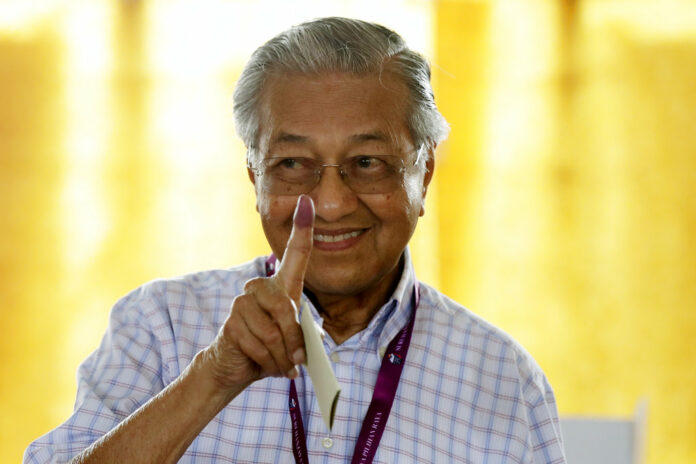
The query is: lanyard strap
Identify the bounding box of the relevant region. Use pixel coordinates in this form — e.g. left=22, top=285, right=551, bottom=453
left=265, top=256, right=419, bottom=464
left=289, top=380, right=309, bottom=464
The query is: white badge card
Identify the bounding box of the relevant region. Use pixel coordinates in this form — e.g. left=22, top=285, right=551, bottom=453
left=299, top=300, right=341, bottom=431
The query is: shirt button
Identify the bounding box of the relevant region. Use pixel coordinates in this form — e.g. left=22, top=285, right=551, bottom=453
left=322, top=437, right=334, bottom=449
left=330, top=352, right=340, bottom=363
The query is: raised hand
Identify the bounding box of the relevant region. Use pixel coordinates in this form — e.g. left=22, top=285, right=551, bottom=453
left=206, top=195, right=315, bottom=390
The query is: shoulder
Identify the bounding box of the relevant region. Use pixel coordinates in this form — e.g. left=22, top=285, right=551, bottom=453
left=103, top=256, right=267, bottom=356
left=87, top=256, right=269, bottom=380
left=111, top=256, right=267, bottom=319
left=128, top=256, right=266, bottom=301
left=406, top=283, right=565, bottom=460
left=415, top=282, right=552, bottom=399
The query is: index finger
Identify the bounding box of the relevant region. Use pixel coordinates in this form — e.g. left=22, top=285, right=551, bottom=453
left=276, top=194, right=314, bottom=303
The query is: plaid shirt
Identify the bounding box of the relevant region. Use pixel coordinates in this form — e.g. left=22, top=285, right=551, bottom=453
left=25, top=251, right=566, bottom=463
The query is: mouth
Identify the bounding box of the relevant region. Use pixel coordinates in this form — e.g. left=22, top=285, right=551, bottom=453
left=312, top=228, right=367, bottom=250
left=314, top=230, right=363, bottom=243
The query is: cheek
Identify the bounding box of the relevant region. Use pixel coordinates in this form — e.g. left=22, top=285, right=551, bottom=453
left=257, top=195, right=299, bottom=251
left=257, top=194, right=292, bottom=221
left=258, top=195, right=297, bottom=255
left=368, top=191, right=420, bottom=227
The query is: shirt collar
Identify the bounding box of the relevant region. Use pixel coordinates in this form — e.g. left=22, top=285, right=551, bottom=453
left=299, top=247, right=417, bottom=355
left=371, top=247, right=416, bottom=354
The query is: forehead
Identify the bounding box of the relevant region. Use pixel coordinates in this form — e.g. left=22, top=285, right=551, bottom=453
left=258, top=72, right=411, bottom=149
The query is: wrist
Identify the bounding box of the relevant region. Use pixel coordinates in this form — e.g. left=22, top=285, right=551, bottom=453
left=189, top=347, right=251, bottom=407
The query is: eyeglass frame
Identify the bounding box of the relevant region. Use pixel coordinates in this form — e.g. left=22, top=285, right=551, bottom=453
left=246, top=145, right=427, bottom=195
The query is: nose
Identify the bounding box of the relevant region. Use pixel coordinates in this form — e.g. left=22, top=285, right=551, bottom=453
left=309, top=165, right=359, bottom=223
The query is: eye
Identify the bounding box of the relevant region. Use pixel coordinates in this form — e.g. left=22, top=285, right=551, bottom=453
left=267, top=157, right=313, bottom=172
left=278, top=158, right=301, bottom=169
left=266, top=158, right=316, bottom=183
left=355, top=156, right=386, bottom=170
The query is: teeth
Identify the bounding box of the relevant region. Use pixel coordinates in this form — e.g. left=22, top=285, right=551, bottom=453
left=313, top=230, right=363, bottom=243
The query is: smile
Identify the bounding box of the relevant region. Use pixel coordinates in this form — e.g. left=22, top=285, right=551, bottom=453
left=313, top=230, right=364, bottom=243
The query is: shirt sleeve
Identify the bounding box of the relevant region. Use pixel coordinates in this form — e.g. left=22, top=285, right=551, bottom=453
left=24, top=284, right=169, bottom=463
left=518, top=357, right=567, bottom=464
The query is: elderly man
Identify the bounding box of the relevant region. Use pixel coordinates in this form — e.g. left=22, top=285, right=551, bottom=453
left=26, top=17, right=565, bottom=463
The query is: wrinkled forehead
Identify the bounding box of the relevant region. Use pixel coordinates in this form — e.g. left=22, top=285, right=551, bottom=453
left=254, top=72, right=413, bottom=157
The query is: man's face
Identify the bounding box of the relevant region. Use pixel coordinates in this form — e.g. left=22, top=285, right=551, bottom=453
left=250, top=72, right=434, bottom=298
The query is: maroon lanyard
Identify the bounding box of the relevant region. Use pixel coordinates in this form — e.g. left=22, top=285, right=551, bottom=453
left=265, top=256, right=419, bottom=464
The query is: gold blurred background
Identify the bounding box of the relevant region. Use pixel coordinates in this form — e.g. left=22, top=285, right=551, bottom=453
left=1, top=0, right=695, bottom=463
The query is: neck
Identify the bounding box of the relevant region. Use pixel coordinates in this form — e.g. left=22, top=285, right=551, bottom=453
left=304, top=258, right=404, bottom=345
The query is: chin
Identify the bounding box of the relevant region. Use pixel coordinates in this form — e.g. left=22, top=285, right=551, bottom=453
left=304, top=275, right=365, bottom=297
left=305, top=257, right=399, bottom=297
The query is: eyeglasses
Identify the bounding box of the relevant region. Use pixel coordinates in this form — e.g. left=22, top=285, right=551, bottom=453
left=248, top=149, right=424, bottom=195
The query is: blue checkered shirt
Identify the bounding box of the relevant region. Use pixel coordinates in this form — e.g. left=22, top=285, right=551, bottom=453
left=25, top=251, right=566, bottom=463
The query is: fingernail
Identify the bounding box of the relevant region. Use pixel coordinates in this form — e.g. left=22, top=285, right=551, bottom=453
left=287, top=366, right=299, bottom=379
left=292, top=348, right=306, bottom=365
left=293, top=195, right=314, bottom=228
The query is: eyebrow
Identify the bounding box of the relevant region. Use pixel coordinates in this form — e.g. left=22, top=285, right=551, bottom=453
left=271, top=132, right=308, bottom=145
left=349, top=131, right=390, bottom=143
left=271, top=131, right=391, bottom=145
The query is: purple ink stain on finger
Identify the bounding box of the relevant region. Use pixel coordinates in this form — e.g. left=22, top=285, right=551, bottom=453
left=293, top=195, right=314, bottom=228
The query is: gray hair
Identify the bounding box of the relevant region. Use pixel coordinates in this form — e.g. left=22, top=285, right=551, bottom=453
left=233, top=17, right=449, bottom=160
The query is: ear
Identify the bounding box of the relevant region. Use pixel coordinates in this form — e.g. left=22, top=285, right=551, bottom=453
left=419, top=144, right=436, bottom=217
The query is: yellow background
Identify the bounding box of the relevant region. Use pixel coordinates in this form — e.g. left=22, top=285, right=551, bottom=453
left=1, top=1, right=695, bottom=463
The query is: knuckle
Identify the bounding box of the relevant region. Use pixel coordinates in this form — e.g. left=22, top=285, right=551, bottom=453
left=292, top=242, right=312, bottom=255
left=288, top=326, right=303, bottom=344
left=262, top=329, right=282, bottom=346
left=268, top=330, right=283, bottom=345
left=243, top=277, right=264, bottom=292
left=278, top=311, right=300, bottom=335
left=281, top=273, right=304, bottom=291
left=231, top=293, right=252, bottom=311
left=222, top=313, right=243, bottom=335
left=222, top=319, right=236, bottom=337
left=258, top=350, right=275, bottom=368
left=267, top=296, right=292, bottom=317
left=221, top=320, right=241, bottom=346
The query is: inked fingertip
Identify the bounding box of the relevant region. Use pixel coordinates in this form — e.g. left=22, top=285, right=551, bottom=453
left=293, top=195, right=314, bottom=228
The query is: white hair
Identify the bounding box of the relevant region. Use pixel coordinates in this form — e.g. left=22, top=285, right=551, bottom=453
left=233, top=17, right=450, bottom=161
